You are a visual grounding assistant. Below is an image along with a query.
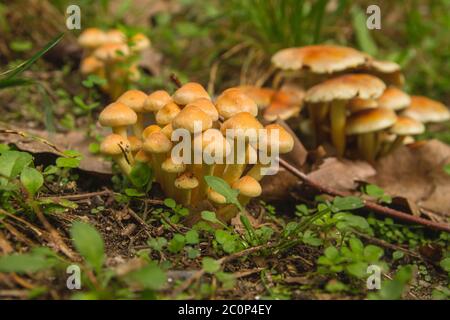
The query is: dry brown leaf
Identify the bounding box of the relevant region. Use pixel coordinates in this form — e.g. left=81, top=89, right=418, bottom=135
left=0, top=126, right=111, bottom=175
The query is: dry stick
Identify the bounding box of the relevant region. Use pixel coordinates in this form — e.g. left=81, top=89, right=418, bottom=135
left=277, top=157, right=450, bottom=233
left=40, top=190, right=112, bottom=201
left=170, top=73, right=182, bottom=89
left=172, top=243, right=272, bottom=297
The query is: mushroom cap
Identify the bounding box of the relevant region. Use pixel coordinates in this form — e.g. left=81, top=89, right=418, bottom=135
left=135, top=150, right=151, bottom=163
left=346, top=108, right=397, bottom=135
left=100, top=134, right=130, bottom=156
left=161, top=123, right=174, bottom=139
left=78, top=28, right=106, bottom=49
left=143, top=131, right=172, bottom=154
left=80, top=56, right=104, bottom=75
left=305, top=74, right=386, bottom=103
left=117, top=90, right=147, bottom=113
left=172, top=105, right=212, bottom=133
left=262, top=124, right=295, bottom=154
left=263, top=86, right=304, bottom=122
left=105, top=29, right=126, bottom=44
left=237, top=86, right=276, bottom=109
left=94, top=43, right=130, bottom=62
left=174, top=172, right=199, bottom=190
left=389, top=116, right=425, bottom=136
left=99, top=102, right=137, bottom=127
left=271, top=45, right=367, bottom=74
left=377, top=87, right=411, bottom=111
left=220, top=112, right=263, bottom=139
left=193, top=128, right=231, bottom=157
left=144, top=90, right=172, bottom=113
left=348, top=98, right=378, bottom=113
left=232, top=176, right=262, bottom=198
left=402, top=96, right=450, bottom=123
left=186, top=98, right=219, bottom=122
left=366, top=59, right=401, bottom=73
left=130, top=33, right=151, bottom=52
left=207, top=189, right=227, bottom=204
left=161, top=157, right=186, bottom=173
left=216, top=89, right=258, bottom=119
left=155, top=102, right=181, bottom=126
left=172, top=82, right=210, bottom=105
left=142, top=125, right=161, bottom=140
left=127, top=135, right=142, bottom=153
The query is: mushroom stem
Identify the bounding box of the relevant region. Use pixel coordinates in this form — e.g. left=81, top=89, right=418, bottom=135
left=151, top=153, right=166, bottom=187
left=195, top=163, right=215, bottom=203
left=357, top=132, right=376, bottom=162
left=112, top=126, right=128, bottom=139
left=113, top=155, right=132, bottom=176
left=133, top=114, right=144, bottom=138
left=222, top=142, right=247, bottom=185
left=247, top=163, right=268, bottom=181
left=329, top=100, right=347, bottom=157
left=389, top=135, right=405, bottom=153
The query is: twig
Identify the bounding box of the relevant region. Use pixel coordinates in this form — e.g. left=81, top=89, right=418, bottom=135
left=40, top=190, right=112, bottom=201
left=0, top=128, right=66, bottom=156
left=278, top=157, right=450, bottom=233
left=170, top=73, right=182, bottom=88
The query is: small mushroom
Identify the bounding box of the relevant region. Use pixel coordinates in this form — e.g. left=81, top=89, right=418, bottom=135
left=100, top=134, right=132, bottom=176
left=143, top=132, right=173, bottom=186
left=215, top=88, right=258, bottom=119
left=129, top=33, right=151, bottom=53
left=78, top=28, right=106, bottom=51
left=186, top=98, right=219, bottom=122
left=142, top=124, right=161, bottom=140
left=377, top=87, right=411, bottom=111
left=402, top=96, right=450, bottom=123
left=172, top=105, right=213, bottom=134
left=117, top=90, right=148, bottom=137
left=346, top=108, right=397, bottom=162
left=388, top=116, right=425, bottom=152
left=172, top=82, right=210, bottom=106
left=155, top=102, right=181, bottom=126
left=99, top=102, right=137, bottom=139
left=263, top=85, right=304, bottom=122
left=161, top=156, right=186, bottom=199
left=174, top=173, right=199, bottom=206
left=144, top=90, right=173, bottom=113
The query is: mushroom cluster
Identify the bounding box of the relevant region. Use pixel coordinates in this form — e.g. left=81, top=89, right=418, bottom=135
left=98, top=83, right=294, bottom=221
left=78, top=28, right=150, bottom=99
left=267, top=44, right=450, bottom=161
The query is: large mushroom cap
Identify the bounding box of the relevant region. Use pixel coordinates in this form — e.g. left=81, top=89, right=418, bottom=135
left=271, top=45, right=367, bottom=74
left=175, top=172, right=199, bottom=190
left=186, top=98, right=219, bottom=122
left=94, top=43, right=130, bottom=62
left=144, top=90, right=172, bottom=113
left=232, top=176, right=262, bottom=198
left=172, top=105, right=212, bottom=133
left=346, top=108, right=397, bottom=135
left=172, top=82, right=210, bottom=106
left=155, top=102, right=181, bottom=126
left=377, top=87, right=411, bottom=111
left=80, top=56, right=104, bottom=75
left=100, top=134, right=130, bottom=156
left=402, top=96, right=450, bottom=123
left=220, top=112, right=263, bottom=139
left=117, top=90, right=147, bottom=113
left=78, top=28, right=106, bottom=49
left=305, top=74, right=386, bottom=103
left=263, top=85, right=304, bottom=122
left=216, top=89, right=258, bottom=119
left=262, top=124, right=294, bottom=154
left=143, top=132, right=172, bottom=154
left=389, top=116, right=425, bottom=136
left=99, top=102, right=137, bottom=127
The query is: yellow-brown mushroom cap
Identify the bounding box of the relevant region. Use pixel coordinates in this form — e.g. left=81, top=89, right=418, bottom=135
left=142, top=125, right=161, bottom=140
left=377, top=87, right=410, bottom=111
left=220, top=112, right=263, bottom=139
left=193, top=128, right=231, bottom=158
left=100, top=134, right=130, bottom=156
left=186, top=98, right=219, bottom=122
left=129, top=33, right=151, bottom=51
left=232, top=176, right=262, bottom=198
left=207, top=189, right=227, bottom=204
left=143, top=131, right=172, bottom=154
left=161, top=123, right=174, bottom=139
left=78, top=28, right=106, bottom=49
left=104, top=29, right=126, bottom=44
left=94, top=43, right=130, bottom=62
left=402, top=96, right=450, bottom=123
left=161, top=157, right=186, bottom=173
left=99, top=102, right=137, bottom=128
left=155, top=102, right=181, bottom=126
left=366, top=59, right=401, bottom=74
left=271, top=45, right=367, bottom=74
left=305, top=74, right=386, bottom=103
left=117, top=90, right=147, bottom=114
left=80, top=56, right=104, bottom=75
left=216, top=89, right=258, bottom=119
left=346, top=108, right=397, bottom=135
left=144, top=90, right=172, bottom=113
left=172, top=105, right=212, bottom=133
left=174, top=172, right=199, bottom=190
left=389, top=116, right=425, bottom=136
left=263, top=86, right=304, bottom=122
left=172, top=82, right=210, bottom=106
left=237, top=86, right=276, bottom=109
left=128, top=136, right=142, bottom=153
left=262, top=124, right=295, bottom=154
left=348, top=98, right=378, bottom=113
left=135, top=150, right=151, bottom=163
